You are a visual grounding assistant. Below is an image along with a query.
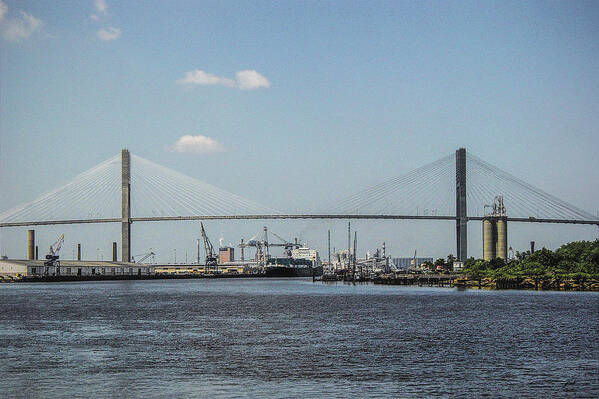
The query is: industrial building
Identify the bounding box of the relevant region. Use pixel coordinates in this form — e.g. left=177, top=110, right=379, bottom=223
left=0, top=259, right=154, bottom=278
left=392, top=257, right=434, bottom=269
left=0, top=228, right=154, bottom=279
left=218, top=247, right=235, bottom=264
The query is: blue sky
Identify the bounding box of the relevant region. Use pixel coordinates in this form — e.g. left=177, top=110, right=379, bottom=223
left=1, top=0, right=598, bottom=262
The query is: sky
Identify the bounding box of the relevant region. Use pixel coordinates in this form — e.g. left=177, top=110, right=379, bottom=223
left=1, top=0, right=598, bottom=262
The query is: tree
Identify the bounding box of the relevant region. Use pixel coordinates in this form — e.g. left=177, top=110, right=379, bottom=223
left=515, top=250, right=531, bottom=262
left=456, top=240, right=598, bottom=291
left=489, top=257, right=506, bottom=270
left=463, top=259, right=489, bottom=289
left=521, top=261, right=545, bottom=290
left=422, top=260, right=434, bottom=272
left=446, top=254, right=456, bottom=268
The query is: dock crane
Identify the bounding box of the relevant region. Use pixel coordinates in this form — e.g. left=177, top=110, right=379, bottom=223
left=270, top=231, right=301, bottom=257
left=44, top=233, right=64, bottom=276
left=238, top=226, right=302, bottom=266
left=200, top=222, right=218, bottom=267
left=132, top=250, right=155, bottom=264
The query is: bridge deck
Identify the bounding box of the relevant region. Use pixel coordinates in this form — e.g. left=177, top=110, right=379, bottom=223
left=1, top=215, right=597, bottom=227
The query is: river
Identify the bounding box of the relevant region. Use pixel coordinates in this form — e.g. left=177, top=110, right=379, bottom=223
left=1, top=278, right=597, bottom=398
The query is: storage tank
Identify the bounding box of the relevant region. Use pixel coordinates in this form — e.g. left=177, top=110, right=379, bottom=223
left=495, top=217, right=507, bottom=260
left=482, top=218, right=495, bottom=260
left=27, top=230, right=35, bottom=260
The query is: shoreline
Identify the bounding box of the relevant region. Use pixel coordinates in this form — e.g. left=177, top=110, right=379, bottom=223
left=2, top=273, right=598, bottom=292
left=0, top=273, right=307, bottom=283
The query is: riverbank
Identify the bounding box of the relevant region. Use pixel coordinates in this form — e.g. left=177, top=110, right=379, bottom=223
left=0, top=273, right=301, bottom=283
left=3, top=272, right=598, bottom=291
left=369, top=273, right=599, bottom=291
left=473, top=276, right=599, bottom=291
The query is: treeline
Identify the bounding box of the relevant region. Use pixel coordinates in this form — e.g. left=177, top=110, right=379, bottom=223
left=461, top=239, right=599, bottom=289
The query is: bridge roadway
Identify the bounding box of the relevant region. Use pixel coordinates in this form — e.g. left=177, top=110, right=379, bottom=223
left=1, top=214, right=598, bottom=228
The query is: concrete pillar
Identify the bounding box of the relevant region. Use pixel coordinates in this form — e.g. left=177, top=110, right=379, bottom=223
left=482, top=218, right=496, bottom=261
left=112, top=242, right=117, bottom=262
left=456, top=148, right=467, bottom=261
left=27, top=230, right=35, bottom=260
left=121, top=149, right=131, bottom=262
left=77, top=244, right=81, bottom=261
left=495, top=217, right=507, bottom=260
left=530, top=241, right=535, bottom=254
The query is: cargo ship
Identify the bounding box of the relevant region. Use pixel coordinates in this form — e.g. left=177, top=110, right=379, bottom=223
left=265, top=257, right=322, bottom=277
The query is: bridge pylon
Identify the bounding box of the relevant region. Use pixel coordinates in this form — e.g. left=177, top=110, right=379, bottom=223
left=456, top=148, right=467, bottom=261
left=121, top=149, right=131, bottom=262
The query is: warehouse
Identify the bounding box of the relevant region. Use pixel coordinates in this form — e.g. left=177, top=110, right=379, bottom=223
left=0, top=259, right=154, bottom=278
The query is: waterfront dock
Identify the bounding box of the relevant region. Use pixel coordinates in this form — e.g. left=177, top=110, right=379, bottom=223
left=372, top=274, right=460, bottom=287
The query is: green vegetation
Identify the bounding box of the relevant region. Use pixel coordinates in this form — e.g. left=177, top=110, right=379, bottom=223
left=460, top=240, right=599, bottom=291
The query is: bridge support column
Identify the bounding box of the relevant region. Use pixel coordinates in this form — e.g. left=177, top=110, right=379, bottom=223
left=456, top=148, right=467, bottom=261
left=122, top=149, right=131, bottom=263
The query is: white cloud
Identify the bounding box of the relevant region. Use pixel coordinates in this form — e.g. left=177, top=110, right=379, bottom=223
left=90, top=14, right=99, bottom=21
left=1, top=10, right=42, bottom=41
left=177, top=69, right=270, bottom=90
left=97, top=26, right=120, bottom=41
left=0, top=1, right=7, bottom=21
left=94, top=0, right=107, bottom=14
left=176, top=70, right=235, bottom=87
left=168, top=135, right=225, bottom=154
left=235, top=70, right=271, bottom=90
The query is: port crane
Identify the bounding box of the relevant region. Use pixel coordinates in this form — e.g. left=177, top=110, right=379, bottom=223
left=44, top=233, right=64, bottom=276
left=269, top=231, right=302, bottom=257
left=132, top=249, right=155, bottom=264
left=200, top=222, right=218, bottom=267
left=238, top=226, right=302, bottom=266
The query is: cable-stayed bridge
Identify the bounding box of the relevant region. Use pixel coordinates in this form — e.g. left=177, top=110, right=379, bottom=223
left=1, top=148, right=597, bottom=262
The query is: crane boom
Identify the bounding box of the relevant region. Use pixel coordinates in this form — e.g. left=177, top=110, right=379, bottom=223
left=137, top=252, right=155, bottom=264
left=50, top=234, right=64, bottom=256
left=45, top=233, right=65, bottom=276
left=200, top=222, right=218, bottom=266
left=132, top=249, right=155, bottom=263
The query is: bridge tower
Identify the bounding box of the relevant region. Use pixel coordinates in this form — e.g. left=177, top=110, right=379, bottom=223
left=456, top=148, right=467, bottom=261
left=121, top=149, right=131, bottom=262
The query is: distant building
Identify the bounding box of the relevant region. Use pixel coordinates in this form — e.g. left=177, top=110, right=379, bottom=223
left=327, top=250, right=351, bottom=273
left=392, top=257, right=433, bottom=269
left=218, top=247, right=235, bottom=264
left=291, top=247, right=321, bottom=267
left=452, top=261, right=464, bottom=272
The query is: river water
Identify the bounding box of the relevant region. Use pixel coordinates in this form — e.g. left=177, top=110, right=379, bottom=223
left=1, top=278, right=597, bottom=398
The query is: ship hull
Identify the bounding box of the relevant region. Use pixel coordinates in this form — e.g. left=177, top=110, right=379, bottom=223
left=264, top=266, right=322, bottom=278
